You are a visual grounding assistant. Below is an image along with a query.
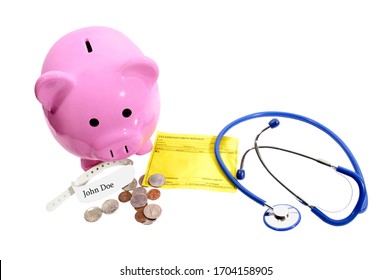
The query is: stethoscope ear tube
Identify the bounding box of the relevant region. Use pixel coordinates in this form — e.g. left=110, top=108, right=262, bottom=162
left=214, top=127, right=268, bottom=207
left=311, top=165, right=367, bottom=226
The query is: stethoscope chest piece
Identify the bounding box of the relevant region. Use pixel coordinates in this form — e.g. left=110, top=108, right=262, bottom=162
left=263, top=204, right=301, bottom=231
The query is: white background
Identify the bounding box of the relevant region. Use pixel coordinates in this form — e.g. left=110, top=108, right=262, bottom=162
left=1, top=0, right=390, bottom=279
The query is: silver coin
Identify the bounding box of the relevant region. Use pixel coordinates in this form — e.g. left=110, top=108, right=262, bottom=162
left=143, top=204, right=162, bottom=220
left=130, top=193, right=148, bottom=208
left=148, top=173, right=166, bottom=188
left=101, top=199, right=119, bottom=214
left=123, top=178, right=138, bottom=191
left=143, top=219, right=155, bottom=225
left=132, top=187, right=147, bottom=195
left=84, top=206, right=103, bottom=222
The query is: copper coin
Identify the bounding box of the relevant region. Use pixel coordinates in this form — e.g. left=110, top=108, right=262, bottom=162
left=138, top=174, right=146, bottom=187
left=143, top=204, right=162, bottom=220
left=134, top=204, right=147, bottom=211
left=118, top=191, right=132, bottom=202
left=84, top=206, right=103, bottom=222
left=134, top=209, right=148, bottom=223
left=135, top=209, right=154, bottom=225
left=101, top=199, right=119, bottom=214
left=148, top=173, right=166, bottom=187
left=147, top=189, right=161, bottom=200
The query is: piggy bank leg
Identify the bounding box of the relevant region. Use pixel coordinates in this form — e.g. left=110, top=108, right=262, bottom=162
left=81, top=158, right=102, bottom=171
left=136, top=139, right=153, bottom=155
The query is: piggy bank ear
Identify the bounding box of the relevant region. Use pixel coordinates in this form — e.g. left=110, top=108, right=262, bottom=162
left=35, top=71, right=75, bottom=112
left=120, top=57, right=159, bottom=88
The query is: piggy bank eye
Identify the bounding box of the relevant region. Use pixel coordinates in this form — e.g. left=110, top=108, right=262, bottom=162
left=89, top=118, right=100, bottom=127
left=122, top=108, right=132, bottom=118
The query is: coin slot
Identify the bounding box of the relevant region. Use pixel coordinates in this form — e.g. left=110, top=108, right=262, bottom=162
left=125, top=146, right=129, bottom=153
left=110, top=150, right=114, bottom=158
left=85, top=39, right=93, bottom=53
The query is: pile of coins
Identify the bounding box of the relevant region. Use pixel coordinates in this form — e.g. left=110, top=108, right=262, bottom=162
left=83, top=173, right=165, bottom=225
left=84, top=199, right=119, bottom=222
left=119, top=173, right=164, bottom=225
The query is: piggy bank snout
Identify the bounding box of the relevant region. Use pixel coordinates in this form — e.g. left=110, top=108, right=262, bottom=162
left=93, top=131, right=143, bottom=161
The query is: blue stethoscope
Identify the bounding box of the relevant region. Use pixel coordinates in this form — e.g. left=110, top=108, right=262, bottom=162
left=214, top=111, right=368, bottom=231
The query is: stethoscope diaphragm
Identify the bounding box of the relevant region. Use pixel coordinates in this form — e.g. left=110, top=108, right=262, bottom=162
left=263, top=204, right=301, bottom=231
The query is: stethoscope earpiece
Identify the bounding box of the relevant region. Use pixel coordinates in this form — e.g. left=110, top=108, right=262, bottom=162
left=236, top=169, right=245, bottom=180
left=268, top=118, right=280, bottom=128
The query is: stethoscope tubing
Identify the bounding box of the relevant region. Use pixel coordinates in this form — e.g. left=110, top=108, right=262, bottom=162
left=214, top=111, right=368, bottom=226
left=312, top=165, right=367, bottom=226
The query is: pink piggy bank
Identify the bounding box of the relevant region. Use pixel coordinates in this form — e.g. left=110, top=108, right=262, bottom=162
left=35, top=26, right=160, bottom=170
